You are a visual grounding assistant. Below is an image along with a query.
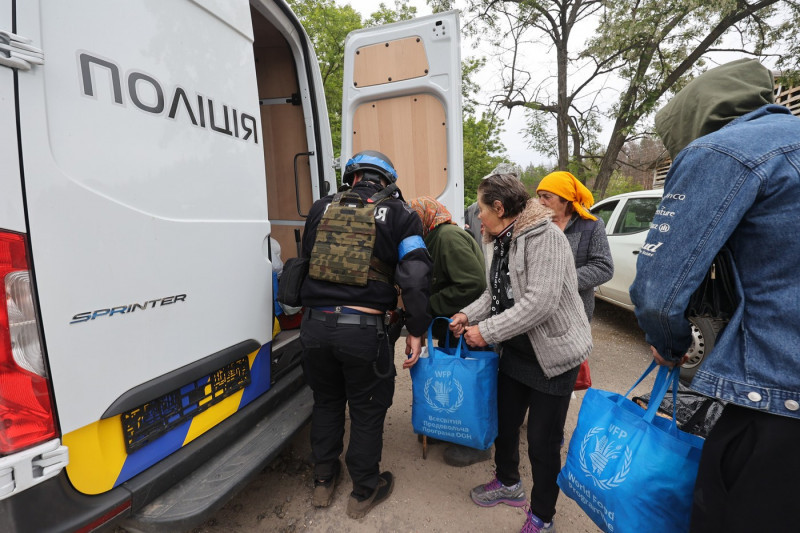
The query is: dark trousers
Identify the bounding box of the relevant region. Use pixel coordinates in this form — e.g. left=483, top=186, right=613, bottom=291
left=494, top=371, right=572, bottom=523
left=300, top=314, right=395, bottom=498
left=690, top=404, right=800, bottom=533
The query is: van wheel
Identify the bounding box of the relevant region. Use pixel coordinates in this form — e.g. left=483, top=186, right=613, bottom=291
left=680, top=316, right=726, bottom=385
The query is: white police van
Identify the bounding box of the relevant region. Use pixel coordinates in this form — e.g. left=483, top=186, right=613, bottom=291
left=0, top=1, right=461, bottom=531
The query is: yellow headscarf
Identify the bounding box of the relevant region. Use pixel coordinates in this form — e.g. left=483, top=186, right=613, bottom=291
left=536, top=171, right=597, bottom=221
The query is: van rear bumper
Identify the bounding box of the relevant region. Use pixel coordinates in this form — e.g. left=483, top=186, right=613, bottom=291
left=0, top=366, right=311, bottom=533
left=122, top=379, right=312, bottom=532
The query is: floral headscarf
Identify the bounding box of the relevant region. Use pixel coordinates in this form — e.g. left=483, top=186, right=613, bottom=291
left=536, top=171, right=597, bottom=221
left=408, top=196, right=455, bottom=237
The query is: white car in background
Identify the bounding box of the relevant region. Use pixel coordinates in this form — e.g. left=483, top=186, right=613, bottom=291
left=590, top=189, right=663, bottom=310
left=590, top=189, right=722, bottom=383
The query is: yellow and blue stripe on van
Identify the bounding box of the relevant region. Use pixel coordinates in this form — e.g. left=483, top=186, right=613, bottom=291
left=62, top=343, right=272, bottom=495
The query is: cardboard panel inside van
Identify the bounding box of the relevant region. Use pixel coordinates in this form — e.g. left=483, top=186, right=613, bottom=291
left=352, top=93, right=448, bottom=201
left=353, top=36, right=429, bottom=88
left=254, top=18, right=311, bottom=260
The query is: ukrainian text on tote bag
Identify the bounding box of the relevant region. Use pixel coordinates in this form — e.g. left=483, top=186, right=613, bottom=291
left=410, top=317, right=498, bottom=450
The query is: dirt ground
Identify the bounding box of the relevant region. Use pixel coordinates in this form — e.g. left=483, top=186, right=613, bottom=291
left=188, top=301, right=653, bottom=533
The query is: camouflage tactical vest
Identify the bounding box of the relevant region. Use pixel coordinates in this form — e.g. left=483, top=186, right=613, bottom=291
left=308, top=185, right=396, bottom=287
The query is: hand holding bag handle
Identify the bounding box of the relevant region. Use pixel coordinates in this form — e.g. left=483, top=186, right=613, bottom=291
left=645, top=367, right=682, bottom=436
left=622, top=361, right=682, bottom=435
left=426, top=316, right=464, bottom=359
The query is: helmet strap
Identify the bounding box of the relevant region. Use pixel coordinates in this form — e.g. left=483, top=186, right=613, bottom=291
left=360, top=169, right=386, bottom=185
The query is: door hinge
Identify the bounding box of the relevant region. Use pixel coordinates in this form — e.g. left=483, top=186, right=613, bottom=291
left=0, top=30, right=44, bottom=71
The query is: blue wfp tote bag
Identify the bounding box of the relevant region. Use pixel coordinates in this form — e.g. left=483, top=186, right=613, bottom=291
left=557, top=362, right=704, bottom=533
left=410, top=317, right=499, bottom=450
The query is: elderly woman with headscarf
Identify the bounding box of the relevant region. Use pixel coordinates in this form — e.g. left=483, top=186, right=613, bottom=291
left=408, top=196, right=486, bottom=346
left=535, top=171, right=613, bottom=322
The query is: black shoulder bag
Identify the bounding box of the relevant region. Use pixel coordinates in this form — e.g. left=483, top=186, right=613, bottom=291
left=686, top=246, right=738, bottom=320
left=277, top=256, right=309, bottom=308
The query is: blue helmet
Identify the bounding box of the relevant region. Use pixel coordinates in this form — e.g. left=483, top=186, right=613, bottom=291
left=343, top=150, right=398, bottom=185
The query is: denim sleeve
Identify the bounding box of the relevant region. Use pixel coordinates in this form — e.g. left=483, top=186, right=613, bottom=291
left=630, top=146, right=760, bottom=361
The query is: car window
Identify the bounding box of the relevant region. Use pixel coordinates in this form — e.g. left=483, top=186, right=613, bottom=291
left=591, top=200, right=618, bottom=228
left=613, top=197, right=660, bottom=235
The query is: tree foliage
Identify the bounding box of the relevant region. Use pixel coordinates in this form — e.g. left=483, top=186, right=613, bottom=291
left=602, top=171, right=646, bottom=197
left=463, top=111, right=509, bottom=206
left=615, top=136, right=665, bottom=191
left=287, top=1, right=416, bottom=156
left=461, top=58, right=511, bottom=207
left=364, top=0, right=419, bottom=25
left=458, top=0, right=800, bottom=196
left=586, top=0, right=794, bottom=195
left=456, top=0, right=607, bottom=180
left=288, top=0, right=360, bottom=156
left=518, top=163, right=552, bottom=193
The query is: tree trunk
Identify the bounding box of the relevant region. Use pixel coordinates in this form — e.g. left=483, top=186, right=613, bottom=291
left=569, top=117, right=583, bottom=178
left=556, top=23, right=570, bottom=170
left=594, top=124, right=629, bottom=198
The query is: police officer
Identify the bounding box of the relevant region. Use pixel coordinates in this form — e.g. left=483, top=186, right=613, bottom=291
left=299, top=150, right=432, bottom=519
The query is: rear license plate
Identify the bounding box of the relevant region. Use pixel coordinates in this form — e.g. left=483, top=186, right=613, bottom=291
left=122, top=357, right=251, bottom=453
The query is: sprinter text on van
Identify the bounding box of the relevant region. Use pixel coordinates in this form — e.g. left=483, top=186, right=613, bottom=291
left=70, top=293, right=187, bottom=324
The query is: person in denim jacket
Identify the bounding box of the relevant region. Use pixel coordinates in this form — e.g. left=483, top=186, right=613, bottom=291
left=630, top=59, right=800, bottom=532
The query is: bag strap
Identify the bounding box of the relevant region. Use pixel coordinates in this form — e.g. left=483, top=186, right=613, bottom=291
left=622, top=362, right=681, bottom=432
left=681, top=397, right=716, bottom=435
left=426, top=316, right=464, bottom=359
left=687, top=244, right=739, bottom=319
left=643, top=368, right=679, bottom=424
left=368, top=182, right=399, bottom=203
left=622, top=360, right=659, bottom=398
left=664, top=371, right=682, bottom=435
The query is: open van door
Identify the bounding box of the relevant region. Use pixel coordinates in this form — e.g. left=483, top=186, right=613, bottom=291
left=341, top=11, right=463, bottom=222
left=0, top=0, right=26, bottom=236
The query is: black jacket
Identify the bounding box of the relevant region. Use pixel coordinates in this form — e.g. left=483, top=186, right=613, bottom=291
left=300, top=180, right=432, bottom=336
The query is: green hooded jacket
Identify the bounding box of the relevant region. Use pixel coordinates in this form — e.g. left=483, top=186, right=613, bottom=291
left=425, top=223, right=486, bottom=319
left=655, top=58, right=774, bottom=159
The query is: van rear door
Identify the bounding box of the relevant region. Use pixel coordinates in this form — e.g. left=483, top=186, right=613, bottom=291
left=341, top=11, right=464, bottom=221
left=14, top=0, right=273, bottom=495
left=0, top=1, right=25, bottom=235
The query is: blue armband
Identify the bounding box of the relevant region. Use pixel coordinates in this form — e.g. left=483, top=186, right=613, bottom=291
left=398, top=235, right=426, bottom=259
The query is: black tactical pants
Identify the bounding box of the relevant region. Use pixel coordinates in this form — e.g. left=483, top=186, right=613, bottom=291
left=300, top=309, right=395, bottom=499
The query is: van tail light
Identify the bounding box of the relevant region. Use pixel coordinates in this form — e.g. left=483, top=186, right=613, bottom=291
left=0, top=231, right=56, bottom=454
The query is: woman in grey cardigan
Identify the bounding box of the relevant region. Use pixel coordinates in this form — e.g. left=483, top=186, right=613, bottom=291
left=449, top=174, right=592, bottom=533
